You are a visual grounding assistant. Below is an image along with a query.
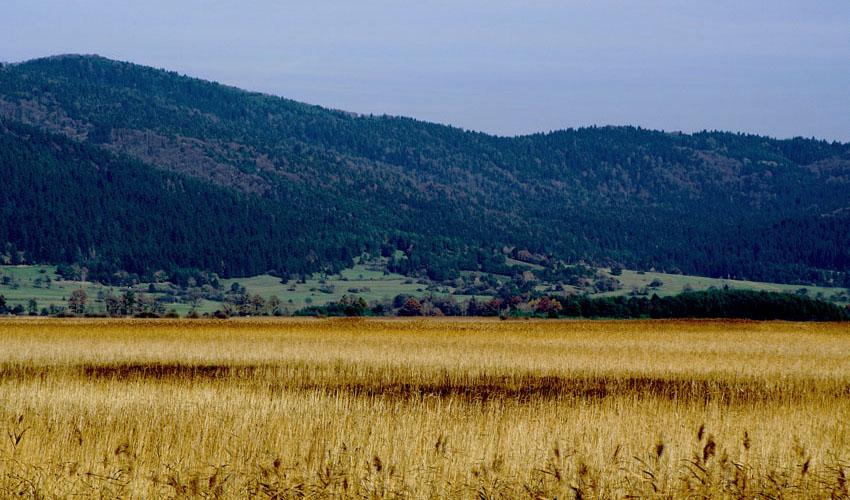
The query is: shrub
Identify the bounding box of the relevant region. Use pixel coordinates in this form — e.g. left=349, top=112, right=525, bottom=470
left=134, top=311, right=160, bottom=318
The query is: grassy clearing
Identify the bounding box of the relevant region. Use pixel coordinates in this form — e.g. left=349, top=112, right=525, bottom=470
left=0, top=318, right=848, bottom=499
left=0, top=264, right=499, bottom=315
left=606, top=269, right=847, bottom=300
left=218, top=264, right=433, bottom=311
left=0, top=265, right=108, bottom=309
left=2, top=263, right=847, bottom=318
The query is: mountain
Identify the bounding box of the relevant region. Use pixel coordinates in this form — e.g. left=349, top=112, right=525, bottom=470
left=0, top=119, right=368, bottom=281
left=1, top=54, right=849, bottom=285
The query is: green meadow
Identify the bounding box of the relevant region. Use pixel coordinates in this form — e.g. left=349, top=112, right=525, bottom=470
left=1, top=262, right=846, bottom=317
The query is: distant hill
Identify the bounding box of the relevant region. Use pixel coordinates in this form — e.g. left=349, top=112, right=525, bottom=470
left=0, top=119, right=365, bottom=279
left=1, top=55, right=848, bottom=285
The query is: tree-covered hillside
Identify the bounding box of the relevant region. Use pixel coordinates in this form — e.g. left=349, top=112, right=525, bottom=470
left=0, top=119, right=370, bottom=280
left=1, top=55, right=848, bottom=284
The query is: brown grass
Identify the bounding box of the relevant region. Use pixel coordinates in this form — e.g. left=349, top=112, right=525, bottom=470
left=0, top=318, right=848, bottom=499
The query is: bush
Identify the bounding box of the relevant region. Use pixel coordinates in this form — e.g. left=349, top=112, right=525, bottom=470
left=399, top=298, right=424, bottom=317
left=134, top=311, right=160, bottom=318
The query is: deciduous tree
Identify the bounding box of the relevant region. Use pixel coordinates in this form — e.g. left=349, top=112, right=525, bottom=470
left=68, top=289, right=88, bottom=315
left=399, top=298, right=423, bottom=317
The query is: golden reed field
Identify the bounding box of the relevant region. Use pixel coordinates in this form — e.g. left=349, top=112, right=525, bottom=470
left=0, top=318, right=848, bottom=499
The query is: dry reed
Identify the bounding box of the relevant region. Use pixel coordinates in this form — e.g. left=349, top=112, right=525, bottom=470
left=0, top=318, right=848, bottom=499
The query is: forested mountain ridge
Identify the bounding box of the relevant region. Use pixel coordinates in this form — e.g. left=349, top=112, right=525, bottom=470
left=0, top=118, right=372, bottom=280
left=1, top=54, right=848, bottom=285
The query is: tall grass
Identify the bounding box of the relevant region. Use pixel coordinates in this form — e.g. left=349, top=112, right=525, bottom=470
left=0, top=318, right=848, bottom=498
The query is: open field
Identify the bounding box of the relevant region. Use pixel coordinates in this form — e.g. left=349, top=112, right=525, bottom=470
left=600, top=269, right=849, bottom=302
left=0, top=318, right=849, bottom=499
left=218, top=265, right=441, bottom=311
left=0, top=264, right=479, bottom=314
left=0, top=265, right=222, bottom=315
left=2, top=264, right=847, bottom=318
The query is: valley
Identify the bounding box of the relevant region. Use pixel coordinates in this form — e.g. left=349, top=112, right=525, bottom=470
left=2, top=258, right=846, bottom=317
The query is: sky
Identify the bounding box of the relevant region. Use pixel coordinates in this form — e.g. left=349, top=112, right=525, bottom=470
left=2, top=1, right=847, bottom=141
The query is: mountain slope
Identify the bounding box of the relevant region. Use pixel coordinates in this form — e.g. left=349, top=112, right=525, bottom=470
left=1, top=55, right=849, bottom=284
left=0, top=119, right=371, bottom=280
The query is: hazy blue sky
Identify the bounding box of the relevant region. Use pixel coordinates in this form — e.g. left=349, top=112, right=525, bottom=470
left=3, top=1, right=847, bottom=140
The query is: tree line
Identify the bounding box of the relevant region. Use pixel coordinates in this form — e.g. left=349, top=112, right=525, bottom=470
left=292, top=289, right=849, bottom=322
left=1, top=287, right=844, bottom=321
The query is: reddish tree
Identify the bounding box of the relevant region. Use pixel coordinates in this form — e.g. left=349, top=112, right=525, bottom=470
left=399, top=298, right=424, bottom=316
left=68, top=289, right=88, bottom=315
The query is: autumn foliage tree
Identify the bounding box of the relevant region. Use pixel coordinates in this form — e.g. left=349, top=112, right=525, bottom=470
left=68, top=289, right=87, bottom=315
left=399, top=298, right=424, bottom=317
